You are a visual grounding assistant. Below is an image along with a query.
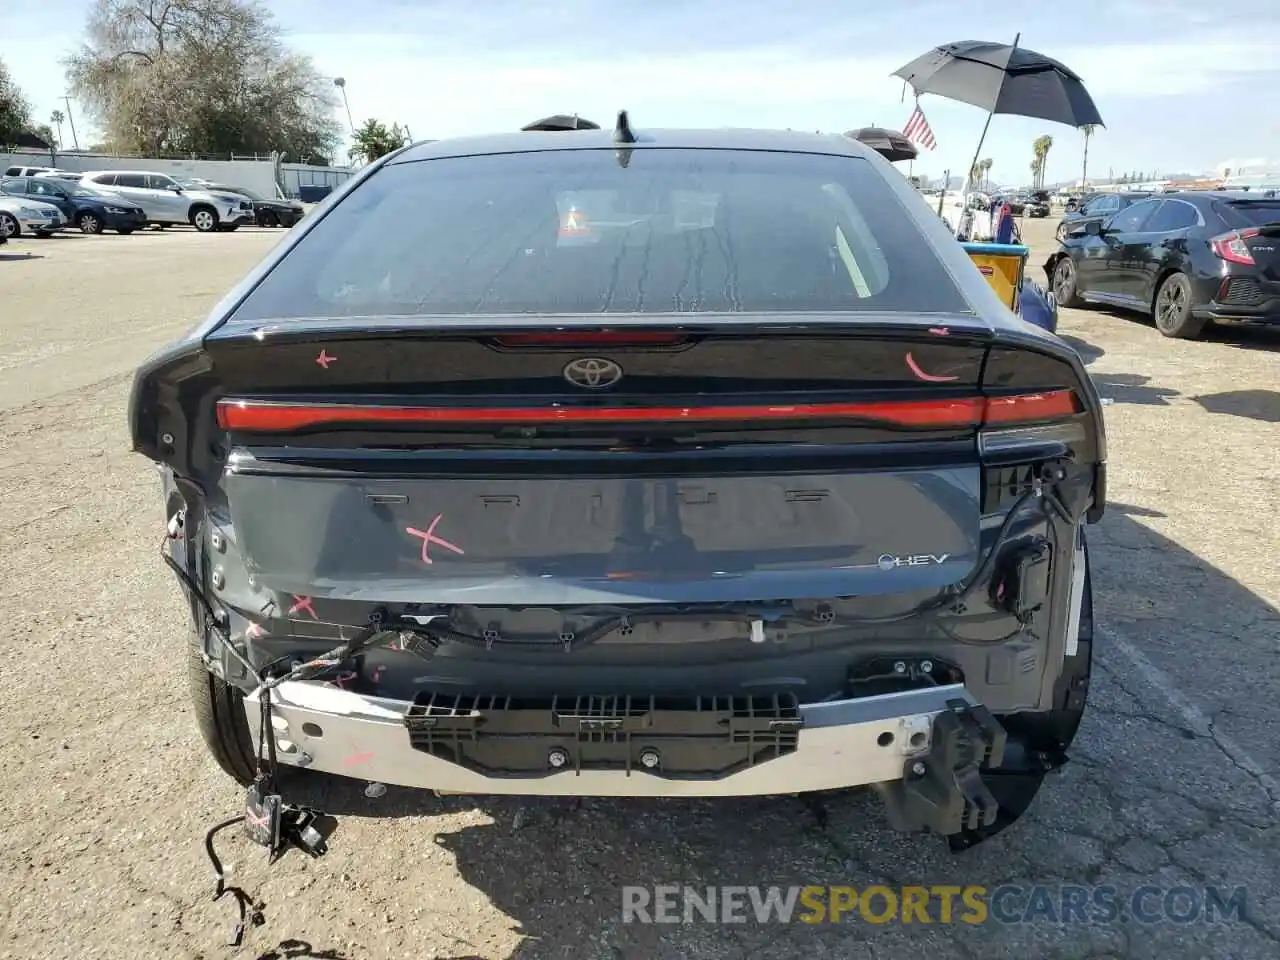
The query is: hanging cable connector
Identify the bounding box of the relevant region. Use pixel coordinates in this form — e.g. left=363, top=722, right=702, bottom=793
left=202, top=608, right=389, bottom=949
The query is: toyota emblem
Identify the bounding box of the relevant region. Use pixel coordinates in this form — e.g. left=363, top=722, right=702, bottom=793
left=563, top=357, right=623, bottom=389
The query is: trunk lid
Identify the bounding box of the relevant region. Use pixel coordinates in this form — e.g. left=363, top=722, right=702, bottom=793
left=203, top=318, right=1027, bottom=605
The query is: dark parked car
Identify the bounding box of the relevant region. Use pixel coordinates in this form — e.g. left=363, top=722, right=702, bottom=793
left=0, top=175, right=147, bottom=234
left=1026, top=190, right=1051, bottom=218
left=186, top=182, right=304, bottom=227
left=1055, top=191, right=1152, bottom=241
left=1045, top=191, right=1280, bottom=338
left=1063, top=193, right=1092, bottom=213
left=130, top=118, right=1107, bottom=851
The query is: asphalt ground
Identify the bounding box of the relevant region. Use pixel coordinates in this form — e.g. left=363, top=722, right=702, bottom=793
left=0, top=216, right=1277, bottom=960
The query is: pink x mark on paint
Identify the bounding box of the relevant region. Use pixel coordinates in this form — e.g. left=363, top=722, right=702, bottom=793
left=315, top=349, right=336, bottom=369
left=405, top=514, right=465, bottom=565
left=289, top=595, right=318, bottom=619
left=905, top=352, right=960, bottom=383
left=245, top=621, right=265, bottom=639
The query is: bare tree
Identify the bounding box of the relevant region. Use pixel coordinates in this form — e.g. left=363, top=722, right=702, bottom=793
left=64, top=0, right=341, bottom=161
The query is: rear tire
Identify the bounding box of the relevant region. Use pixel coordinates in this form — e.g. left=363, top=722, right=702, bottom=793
left=1152, top=272, right=1206, bottom=339
left=189, top=206, right=219, bottom=232
left=187, top=635, right=258, bottom=786
left=259, top=210, right=279, bottom=228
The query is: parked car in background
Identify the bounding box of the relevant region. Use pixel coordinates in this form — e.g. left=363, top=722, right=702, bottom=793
left=1045, top=190, right=1280, bottom=338
left=77, top=170, right=254, bottom=232
left=1055, top=191, right=1152, bottom=240
left=3, top=164, right=77, bottom=179
left=1026, top=190, right=1052, bottom=218
left=0, top=194, right=66, bottom=238
left=999, top=193, right=1028, bottom=215
left=1063, top=192, right=1093, bottom=213
left=178, top=180, right=304, bottom=227
left=0, top=175, right=147, bottom=234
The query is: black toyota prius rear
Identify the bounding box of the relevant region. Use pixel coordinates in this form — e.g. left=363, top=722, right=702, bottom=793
left=131, top=123, right=1106, bottom=848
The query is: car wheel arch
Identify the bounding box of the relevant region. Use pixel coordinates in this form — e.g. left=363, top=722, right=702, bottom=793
left=1149, top=265, right=1187, bottom=315
left=1044, top=250, right=1071, bottom=283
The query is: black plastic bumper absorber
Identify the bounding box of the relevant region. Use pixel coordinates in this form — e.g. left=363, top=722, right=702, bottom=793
left=403, top=692, right=802, bottom=779
left=877, top=699, right=1008, bottom=836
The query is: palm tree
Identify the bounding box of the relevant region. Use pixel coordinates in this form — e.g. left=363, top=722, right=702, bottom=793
left=970, top=162, right=984, bottom=192
left=49, top=110, right=65, bottom=148
left=1032, top=135, right=1054, bottom=189
left=1079, top=124, right=1097, bottom=186
left=980, top=158, right=993, bottom=190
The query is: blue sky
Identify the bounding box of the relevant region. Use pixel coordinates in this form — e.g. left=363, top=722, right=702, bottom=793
left=7, top=0, right=1279, bottom=184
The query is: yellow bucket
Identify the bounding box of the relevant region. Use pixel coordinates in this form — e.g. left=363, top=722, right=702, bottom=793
left=961, top=242, right=1028, bottom=311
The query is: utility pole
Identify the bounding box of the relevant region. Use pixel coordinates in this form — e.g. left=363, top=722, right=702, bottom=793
left=62, top=96, right=80, bottom=149
left=333, top=78, right=354, bottom=133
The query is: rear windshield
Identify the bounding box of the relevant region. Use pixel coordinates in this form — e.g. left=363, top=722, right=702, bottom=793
left=232, top=148, right=969, bottom=320
left=1221, top=201, right=1280, bottom=228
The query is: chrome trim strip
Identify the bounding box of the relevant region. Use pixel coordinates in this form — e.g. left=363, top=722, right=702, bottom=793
left=1064, top=534, right=1087, bottom=658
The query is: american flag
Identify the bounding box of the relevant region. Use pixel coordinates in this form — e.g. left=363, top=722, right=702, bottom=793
left=903, top=104, right=937, bottom=151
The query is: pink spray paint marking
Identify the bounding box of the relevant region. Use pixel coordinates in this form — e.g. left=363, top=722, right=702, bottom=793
left=343, top=751, right=376, bottom=766
left=331, top=670, right=358, bottom=690
left=315, top=349, right=337, bottom=369
left=245, top=621, right=265, bottom=639
left=904, top=352, right=960, bottom=383
left=289, top=595, right=318, bottom=620
left=405, top=513, right=466, bottom=565
left=928, top=327, right=951, bottom=336
left=372, top=665, right=386, bottom=684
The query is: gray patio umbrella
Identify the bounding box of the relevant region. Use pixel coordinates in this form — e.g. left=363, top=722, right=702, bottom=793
left=521, top=114, right=600, bottom=131
left=892, top=40, right=1104, bottom=128
left=893, top=35, right=1104, bottom=237
left=845, top=127, right=918, bottom=163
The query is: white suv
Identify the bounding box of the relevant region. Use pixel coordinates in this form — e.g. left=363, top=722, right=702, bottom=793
left=77, top=170, right=254, bottom=232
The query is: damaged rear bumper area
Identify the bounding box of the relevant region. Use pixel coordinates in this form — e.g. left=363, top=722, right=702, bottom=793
left=248, top=680, right=1021, bottom=839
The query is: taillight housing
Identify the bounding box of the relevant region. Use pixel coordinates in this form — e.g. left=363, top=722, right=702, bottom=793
left=1209, top=227, right=1259, bottom=265
left=214, top=390, right=1081, bottom=432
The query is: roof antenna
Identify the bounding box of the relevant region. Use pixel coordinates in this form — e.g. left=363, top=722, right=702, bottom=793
left=614, top=110, right=637, bottom=144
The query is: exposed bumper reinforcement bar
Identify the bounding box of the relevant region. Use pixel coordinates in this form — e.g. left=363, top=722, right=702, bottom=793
left=245, top=682, right=990, bottom=799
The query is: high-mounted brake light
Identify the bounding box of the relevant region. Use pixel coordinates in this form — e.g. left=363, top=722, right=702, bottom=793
left=492, top=331, right=688, bottom=347
left=1209, top=227, right=1259, bottom=265
left=215, top=390, right=1080, bottom=433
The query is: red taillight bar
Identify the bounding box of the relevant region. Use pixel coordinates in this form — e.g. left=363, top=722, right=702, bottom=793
left=492, top=331, right=688, bottom=346
left=216, top=390, right=1080, bottom=432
